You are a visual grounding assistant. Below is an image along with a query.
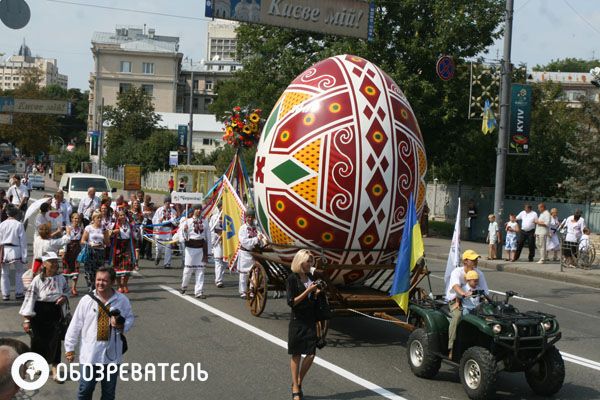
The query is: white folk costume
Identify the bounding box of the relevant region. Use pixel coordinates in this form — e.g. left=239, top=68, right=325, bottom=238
left=238, top=222, right=260, bottom=296
left=209, top=211, right=226, bottom=286
left=180, top=215, right=209, bottom=296
left=152, top=205, right=176, bottom=268
left=0, top=218, right=27, bottom=299
left=52, top=198, right=73, bottom=227
left=64, top=289, right=134, bottom=364
left=32, top=233, right=70, bottom=274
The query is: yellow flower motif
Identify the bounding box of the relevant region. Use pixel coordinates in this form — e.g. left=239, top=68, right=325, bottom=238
left=249, top=123, right=258, bottom=132
left=242, top=126, right=252, bottom=134
left=249, top=113, right=260, bottom=123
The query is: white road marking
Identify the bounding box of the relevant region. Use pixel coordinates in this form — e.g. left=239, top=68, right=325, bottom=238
left=159, top=284, right=409, bottom=400
left=561, top=353, right=600, bottom=372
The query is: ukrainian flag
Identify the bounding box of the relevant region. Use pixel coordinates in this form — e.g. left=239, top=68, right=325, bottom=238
left=389, top=193, right=425, bottom=313
left=221, top=176, right=245, bottom=267
left=481, top=99, right=497, bottom=135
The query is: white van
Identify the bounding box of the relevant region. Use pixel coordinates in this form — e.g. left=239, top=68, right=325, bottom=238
left=58, top=173, right=116, bottom=208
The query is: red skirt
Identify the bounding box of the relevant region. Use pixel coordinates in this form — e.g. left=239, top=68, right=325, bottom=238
left=114, top=239, right=134, bottom=276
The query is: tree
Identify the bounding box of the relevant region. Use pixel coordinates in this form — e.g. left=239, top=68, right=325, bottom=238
left=210, top=1, right=506, bottom=185
left=103, top=87, right=164, bottom=168
left=561, top=99, right=600, bottom=202
left=54, top=147, right=90, bottom=173
left=533, top=58, right=600, bottom=73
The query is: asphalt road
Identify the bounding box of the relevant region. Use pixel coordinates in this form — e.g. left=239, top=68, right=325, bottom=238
left=0, top=182, right=599, bottom=400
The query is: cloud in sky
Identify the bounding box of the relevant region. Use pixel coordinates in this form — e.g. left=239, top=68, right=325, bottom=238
left=1, top=0, right=600, bottom=90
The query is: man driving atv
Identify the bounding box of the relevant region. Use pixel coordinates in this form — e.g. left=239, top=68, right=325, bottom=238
left=445, top=250, right=490, bottom=359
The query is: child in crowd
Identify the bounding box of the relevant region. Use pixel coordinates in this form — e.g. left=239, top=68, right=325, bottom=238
left=462, top=270, right=481, bottom=315
left=486, top=214, right=501, bottom=260
left=579, top=227, right=591, bottom=253
left=504, top=213, right=519, bottom=261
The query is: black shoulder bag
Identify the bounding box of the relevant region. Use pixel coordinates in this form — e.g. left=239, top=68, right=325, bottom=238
left=87, top=293, right=128, bottom=354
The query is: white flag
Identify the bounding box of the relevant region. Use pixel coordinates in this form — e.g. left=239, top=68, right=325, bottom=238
left=444, top=198, right=461, bottom=289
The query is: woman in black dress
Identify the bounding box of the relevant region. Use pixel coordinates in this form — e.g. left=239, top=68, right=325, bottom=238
left=287, top=249, right=321, bottom=400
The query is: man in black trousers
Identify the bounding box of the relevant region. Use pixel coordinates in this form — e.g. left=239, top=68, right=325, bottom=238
left=515, top=204, right=537, bottom=262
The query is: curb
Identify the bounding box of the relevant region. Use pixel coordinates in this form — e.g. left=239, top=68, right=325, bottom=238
left=426, top=253, right=600, bottom=289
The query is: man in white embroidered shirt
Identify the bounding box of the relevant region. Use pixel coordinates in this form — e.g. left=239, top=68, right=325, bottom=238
left=64, top=266, right=134, bottom=400
left=77, top=187, right=100, bottom=227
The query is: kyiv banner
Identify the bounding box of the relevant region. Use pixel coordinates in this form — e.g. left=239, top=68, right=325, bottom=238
left=221, top=176, right=246, bottom=269
left=508, top=83, right=532, bottom=155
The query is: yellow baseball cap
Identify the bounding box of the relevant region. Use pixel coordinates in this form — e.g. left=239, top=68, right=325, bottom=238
left=462, top=249, right=481, bottom=261
left=465, top=270, right=479, bottom=280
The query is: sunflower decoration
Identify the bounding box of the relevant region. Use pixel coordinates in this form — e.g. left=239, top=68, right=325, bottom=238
left=221, top=106, right=265, bottom=149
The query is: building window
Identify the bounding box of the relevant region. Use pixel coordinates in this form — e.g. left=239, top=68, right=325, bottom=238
left=192, top=80, right=198, bottom=90
left=193, top=98, right=199, bottom=112
left=231, top=66, right=237, bottom=71
left=205, top=80, right=213, bottom=90
left=218, top=65, right=225, bottom=71
left=141, top=84, right=153, bottom=96
left=119, top=83, right=132, bottom=93
left=142, top=62, right=155, bottom=74
left=203, top=138, right=212, bottom=146
left=120, top=61, right=132, bottom=73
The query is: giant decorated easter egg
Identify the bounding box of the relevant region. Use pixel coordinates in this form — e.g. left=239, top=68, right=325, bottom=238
left=253, top=55, right=427, bottom=286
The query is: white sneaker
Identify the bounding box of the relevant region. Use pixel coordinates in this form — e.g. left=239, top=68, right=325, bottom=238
left=240, top=293, right=247, bottom=298
left=537, top=260, right=545, bottom=264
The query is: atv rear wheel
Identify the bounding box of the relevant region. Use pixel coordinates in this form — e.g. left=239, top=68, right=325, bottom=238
left=459, top=346, right=497, bottom=400
left=406, top=328, right=441, bottom=379
left=525, top=346, right=565, bottom=396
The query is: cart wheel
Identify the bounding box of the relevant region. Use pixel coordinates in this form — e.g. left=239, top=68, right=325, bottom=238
left=246, top=263, right=268, bottom=316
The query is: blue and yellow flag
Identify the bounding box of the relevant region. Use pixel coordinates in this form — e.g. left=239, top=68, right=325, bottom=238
left=221, top=176, right=245, bottom=268
left=481, top=99, right=497, bottom=135
left=389, top=193, right=425, bottom=313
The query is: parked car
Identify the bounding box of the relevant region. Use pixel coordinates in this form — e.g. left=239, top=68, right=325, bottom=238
left=29, top=174, right=45, bottom=190
left=58, top=173, right=116, bottom=208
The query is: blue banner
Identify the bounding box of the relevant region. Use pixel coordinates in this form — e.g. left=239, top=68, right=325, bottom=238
left=178, top=125, right=188, bottom=151
left=509, top=84, right=532, bottom=155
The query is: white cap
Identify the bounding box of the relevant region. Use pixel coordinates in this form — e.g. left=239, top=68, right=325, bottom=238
left=42, top=252, right=60, bottom=262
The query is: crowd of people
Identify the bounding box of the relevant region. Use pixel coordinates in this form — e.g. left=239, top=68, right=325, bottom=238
left=484, top=202, right=590, bottom=267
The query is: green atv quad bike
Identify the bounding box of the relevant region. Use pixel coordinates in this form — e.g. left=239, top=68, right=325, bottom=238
left=406, top=290, right=565, bottom=400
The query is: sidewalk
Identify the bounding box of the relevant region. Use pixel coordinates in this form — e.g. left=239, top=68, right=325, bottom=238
left=424, top=236, right=600, bottom=289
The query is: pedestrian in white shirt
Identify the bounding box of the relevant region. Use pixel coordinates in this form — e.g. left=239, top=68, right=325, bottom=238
left=560, top=210, right=586, bottom=268
left=64, top=267, right=134, bottom=400
left=486, top=214, right=501, bottom=260
left=0, top=205, right=27, bottom=301
left=179, top=205, right=209, bottom=298
left=52, top=190, right=72, bottom=228
left=237, top=209, right=266, bottom=298
left=152, top=197, right=176, bottom=269
left=7, top=175, right=29, bottom=214
left=515, top=204, right=538, bottom=262
left=19, top=252, right=69, bottom=383
left=210, top=203, right=227, bottom=288
left=77, top=187, right=100, bottom=226
left=534, top=203, right=551, bottom=263
left=445, top=250, right=489, bottom=359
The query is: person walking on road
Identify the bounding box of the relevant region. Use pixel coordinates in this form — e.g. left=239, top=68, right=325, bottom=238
left=152, top=197, right=176, bottom=269
left=64, top=266, right=134, bottom=400
left=179, top=205, right=209, bottom=298
left=80, top=211, right=110, bottom=292
left=77, top=187, right=100, bottom=227
left=7, top=175, right=29, bottom=217
left=534, top=203, right=551, bottom=264
left=111, top=210, right=136, bottom=294
left=0, top=205, right=27, bottom=301
left=63, top=213, right=83, bottom=296
left=19, top=252, right=69, bottom=383
left=515, top=204, right=537, bottom=262
left=287, top=250, right=321, bottom=400
left=237, top=209, right=266, bottom=298
left=210, top=202, right=226, bottom=288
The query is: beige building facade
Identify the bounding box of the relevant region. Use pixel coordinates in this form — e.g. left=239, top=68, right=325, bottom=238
left=207, top=20, right=238, bottom=61
left=88, top=27, right=183, bottom=131
left=0, top=42, right=68, bottom=90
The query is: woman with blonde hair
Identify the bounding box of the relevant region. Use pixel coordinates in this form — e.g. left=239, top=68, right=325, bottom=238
left=287, top=249, right=321, bottom=400
left=546, top=208, right=561, bottom=261
left=80, top=210, right=109, bottom=292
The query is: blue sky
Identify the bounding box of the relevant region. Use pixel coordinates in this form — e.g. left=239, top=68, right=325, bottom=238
left=0, top=0, right=599, bottom=90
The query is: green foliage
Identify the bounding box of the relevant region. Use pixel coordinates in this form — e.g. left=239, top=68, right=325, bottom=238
left=210, top=0, right=505, bottom=185
left=54, top=148, right=90, bottom=173
left=193, top=146, right=256, bottom=177
left=561, top=99, right=600, bottom=202
left=533, top=58, right=600, bottom=73
left=102, top=87, right=167, bottom=171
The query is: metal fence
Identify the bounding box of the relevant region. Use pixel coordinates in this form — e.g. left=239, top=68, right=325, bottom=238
left=426, top=182, right=600, bottom=240
left=92, top=164, right=171, bottom=193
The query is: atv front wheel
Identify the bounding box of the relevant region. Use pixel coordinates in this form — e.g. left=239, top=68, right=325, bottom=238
left=406, top=328, right=441, bottom=379
left=525, top=346, right=565, bottom=396
left=459, top=346, right=497, bottom=400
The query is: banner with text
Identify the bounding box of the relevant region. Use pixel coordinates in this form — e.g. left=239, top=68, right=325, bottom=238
left=171, top=191, right=204, bottom=205
left=205, top=0, right=375, bottom=40
left=508, top=83, right=532, bottom=155
left=177, top=125, right=187, bottom=153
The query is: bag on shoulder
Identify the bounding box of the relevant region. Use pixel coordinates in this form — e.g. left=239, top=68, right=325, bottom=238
left=76, top=244, right=90, bottom=264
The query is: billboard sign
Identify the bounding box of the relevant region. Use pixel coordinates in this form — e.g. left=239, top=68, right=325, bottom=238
left=2, top=99, right=71, bottom=115
left=508, top=84, right=532, bottom=155
left=123, top=165, right=142, bottom=191
left=169, top=151, right=179, bottom=166
left=53, top=162, right=66, bottom=182
left=205, top=0, right=375, bottom=40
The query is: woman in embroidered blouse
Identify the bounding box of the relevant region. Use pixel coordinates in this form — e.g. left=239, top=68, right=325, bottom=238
left=81, top=210, right=110, bottom=292
left=32, top=223, right=70, bottom=275
left=112, top=210, right=136, bottom=293
left=20, top=252, right=69, bottom=383
left=62, top=212, right=83, bottom=296
left=130, top=200, right=143, bottom=268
